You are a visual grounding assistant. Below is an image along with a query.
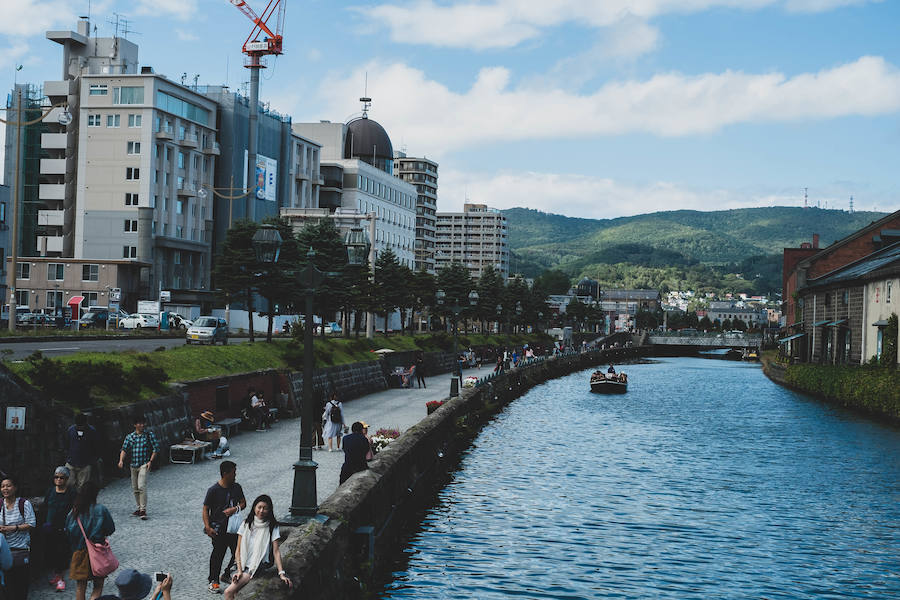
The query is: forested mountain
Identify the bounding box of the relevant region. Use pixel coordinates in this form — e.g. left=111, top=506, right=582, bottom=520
left=504, top=206, right=888, bottom=295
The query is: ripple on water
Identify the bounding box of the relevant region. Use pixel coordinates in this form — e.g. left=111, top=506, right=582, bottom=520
left=378, top=358, right=900, bottom=599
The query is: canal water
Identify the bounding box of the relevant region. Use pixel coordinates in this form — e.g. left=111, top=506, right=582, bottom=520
left=378, top=357, right=900, bottom=599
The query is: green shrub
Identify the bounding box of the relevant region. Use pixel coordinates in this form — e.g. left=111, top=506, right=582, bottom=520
left=784, top=362, right=900, bottom=419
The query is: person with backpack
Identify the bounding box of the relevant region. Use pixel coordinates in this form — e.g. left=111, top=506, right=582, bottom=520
left=0, top=474, right=36, bottom=599
left=321, top=392, right=344, bottom=452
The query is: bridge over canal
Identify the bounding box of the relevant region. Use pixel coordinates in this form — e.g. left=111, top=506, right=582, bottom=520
left=645, top=331, right=762, bottom=350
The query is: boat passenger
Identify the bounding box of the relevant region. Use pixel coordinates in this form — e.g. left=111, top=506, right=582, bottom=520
left=607, top=364, right=616, bottom=374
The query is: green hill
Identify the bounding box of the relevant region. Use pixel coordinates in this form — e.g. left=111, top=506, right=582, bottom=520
left=505, top=206, right=888, bottom=295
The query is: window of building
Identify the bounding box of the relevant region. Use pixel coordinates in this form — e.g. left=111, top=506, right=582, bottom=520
left=192, top=154, right=199, bottom=170
left=47, top=263, right=64, bottom=280
left=89, top=84, right=108, bottom=96
left=174, top=251, right=182, bottom=265
left=176, top=199, right=183, bottom=214
left=87, top=114, right=101, bottom=127
left=123, top=246, right=137, bottom=258
left=16, top=263, right=30, bottom=280
left=124, top=220, right=138, bottom=232
left=176, top=176, right=184, bottom=190
left=125, top=193, right=139, bottom=206
left=176, top=225, right=183, bottom=238
left=163, top=224, right=168, bottom=236
left=0, top=202, right=5, bottom=224
left=888, top=281, right=893, bottom=303
left=14, top=290, right=28, bottom=306
left=128, top=114, right=142, bottom=127
left=113, top=86, right=144, bottom=105
left=126, top=167, right=140, bottom=180
left=46, top=290, right=63, bottom=312
left=127, top=141, right=141, bottom=155
left=107, top=114, right=120, bottom=127
left=82, top=264, right=99, bottom=282
left=82, top=292, right=99, bottom=307
left=178, top=152, right=185, bottom=169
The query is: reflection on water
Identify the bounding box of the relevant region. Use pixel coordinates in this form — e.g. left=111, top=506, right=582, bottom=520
left=379, top=357, right=900, bottom=599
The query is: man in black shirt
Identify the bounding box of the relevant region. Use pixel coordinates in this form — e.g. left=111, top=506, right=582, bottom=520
left=202, top=460, right=246, bottom=593
left=340, top=422, right=370, bottom=484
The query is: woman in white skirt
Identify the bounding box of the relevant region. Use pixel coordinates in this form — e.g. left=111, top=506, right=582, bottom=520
left=321, top=392, right=344, bottom=451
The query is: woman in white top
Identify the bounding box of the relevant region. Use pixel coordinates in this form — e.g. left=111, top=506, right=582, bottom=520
left=1, top=475, right=36, bottom=600
left=322, top=392, right=344, bottom=451
left=224, top=494, right=291, bottom=599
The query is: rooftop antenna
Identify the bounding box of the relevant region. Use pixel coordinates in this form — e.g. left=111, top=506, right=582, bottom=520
left=360, top=72, right=371, bottom=118
left=181, top=72, right=187, bottom=85
left=193, top=74, right=200, bottom=88
left=849, top=195, right=854, bottom=213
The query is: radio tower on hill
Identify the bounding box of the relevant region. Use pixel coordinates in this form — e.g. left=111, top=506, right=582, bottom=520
left=803, top=187, right=808, bottom=209
left=849, top=196, right=854, bottom=213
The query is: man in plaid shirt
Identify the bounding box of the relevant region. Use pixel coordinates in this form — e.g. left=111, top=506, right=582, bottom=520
left=118, top=414, right=160, bottom=520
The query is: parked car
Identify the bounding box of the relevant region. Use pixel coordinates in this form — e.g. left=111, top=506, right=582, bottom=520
left=167, top=313, right=193, bottom=330
left=118, top=313, right=160, bottom=329
left=78, top=311, right=110, bottom=329
left=186, top=316, right=228, bottom=345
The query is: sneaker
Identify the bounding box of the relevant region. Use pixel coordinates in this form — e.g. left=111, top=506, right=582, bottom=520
left=139, top=510, right=148, bottom=520
left=56, top=579, right=66, bottom=592
left=208, top=582, right=221, bottom=594
left=131, top=509, right=141, bottom=517
left=220, top=572, right=232, bottom=584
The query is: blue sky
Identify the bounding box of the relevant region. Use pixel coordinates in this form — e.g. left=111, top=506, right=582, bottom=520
left=2, top=0, right=899, bottom=218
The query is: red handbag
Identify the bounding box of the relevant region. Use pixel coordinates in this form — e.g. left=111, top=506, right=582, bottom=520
left=76, top=516, right=119, bottom=577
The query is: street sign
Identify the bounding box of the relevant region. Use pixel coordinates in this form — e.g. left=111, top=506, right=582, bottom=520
left=138, top=300, right=160, bottom=314
left=5, top=407, right=25, bottom=431
left=159, top=291, right=171, bottom=303
left=110, top=287, right=122, bottom=302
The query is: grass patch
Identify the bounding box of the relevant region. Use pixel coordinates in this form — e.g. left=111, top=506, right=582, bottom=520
left=6, top=333, right=551, bottom=407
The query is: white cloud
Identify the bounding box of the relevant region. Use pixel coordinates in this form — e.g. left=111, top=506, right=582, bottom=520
left=356, top=0, right=875, bottom=51
left=175, top=29, right=198, bottom=41
left=133, top=0, right=198, bottom=21
left=0, top=0, right=78, bottom=36
left=438, top=169, right=891, bottom=219
left=314, top=56, right=900, bottom=154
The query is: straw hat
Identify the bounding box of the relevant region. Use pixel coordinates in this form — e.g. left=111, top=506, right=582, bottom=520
left=200, top=410, right=215, bottom=422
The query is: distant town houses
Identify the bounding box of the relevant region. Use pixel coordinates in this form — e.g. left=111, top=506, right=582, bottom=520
left=780, top=209, right=900, bottom=366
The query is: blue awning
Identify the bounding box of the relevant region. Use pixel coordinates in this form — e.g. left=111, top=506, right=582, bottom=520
left=872, top=319, right=889, bottom=327
left=777, top=333, right=806, bottom=343
left=828, top=319, right=848, bottom=327
left=812, top=319, right=831, bottom=327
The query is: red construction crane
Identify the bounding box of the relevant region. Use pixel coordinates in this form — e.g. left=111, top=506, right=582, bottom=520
left=226, top=0, right=286, bottom=221
left=229, top=0, right=285, bottom=59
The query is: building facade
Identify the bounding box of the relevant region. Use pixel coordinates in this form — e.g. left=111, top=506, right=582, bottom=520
left=1, top=18, right=222, bottom=310
left=292, top=116, right=416, bottom=268
left=435, top=203, right=509, bottom=279
left=394, top=152, right=437, bottom=274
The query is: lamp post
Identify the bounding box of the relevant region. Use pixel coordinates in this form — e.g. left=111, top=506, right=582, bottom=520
left=436, top=288, right=478, bottom=397
left=277, top=226, right=370, bottom=524
left=197, top=177, right=255, bottom=229
left=1, top=91, right=70, bottom=332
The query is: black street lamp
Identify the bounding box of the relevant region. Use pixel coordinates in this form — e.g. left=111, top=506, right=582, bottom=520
left=436, top=288, right=478, bottom=397
left=279, top=229, right=370, bottom=525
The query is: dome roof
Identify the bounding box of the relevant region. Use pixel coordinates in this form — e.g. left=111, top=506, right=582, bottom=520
left=344, top=116, right=394, bottom=172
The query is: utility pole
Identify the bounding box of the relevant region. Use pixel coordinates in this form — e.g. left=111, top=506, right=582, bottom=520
left=7, top=89, right=23, bottom=332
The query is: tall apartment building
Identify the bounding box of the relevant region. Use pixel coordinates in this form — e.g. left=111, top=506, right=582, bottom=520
left=435, top=203, right=509, bottom=279
left=393, top=152, right=437, bottom=274
left=0, top=184, right=8, bottom=306
left=292, top=112, right=416, bottom=269
left=201, top=86, right=321, bottom=256
left=2, top=17, right=223, bottom=313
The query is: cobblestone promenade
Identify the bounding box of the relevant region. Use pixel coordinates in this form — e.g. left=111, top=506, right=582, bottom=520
left=29, top=366, right=496, bottom=599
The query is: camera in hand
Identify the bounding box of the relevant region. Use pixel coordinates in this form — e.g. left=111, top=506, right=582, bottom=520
left=155, top=572, right=167, bottom=582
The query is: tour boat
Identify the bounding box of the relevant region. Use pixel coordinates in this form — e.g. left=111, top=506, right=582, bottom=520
left=590, top=370, right=628, bottom=393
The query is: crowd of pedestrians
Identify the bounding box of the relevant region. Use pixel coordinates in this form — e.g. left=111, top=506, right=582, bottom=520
left=0, top=411, right=295, bottom=599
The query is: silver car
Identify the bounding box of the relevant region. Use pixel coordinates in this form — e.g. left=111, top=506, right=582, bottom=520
left=186, top=316, right=228, bottom=345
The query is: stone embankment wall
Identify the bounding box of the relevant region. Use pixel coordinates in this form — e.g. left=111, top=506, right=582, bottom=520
left=241, top=347, right=647, bottom=600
